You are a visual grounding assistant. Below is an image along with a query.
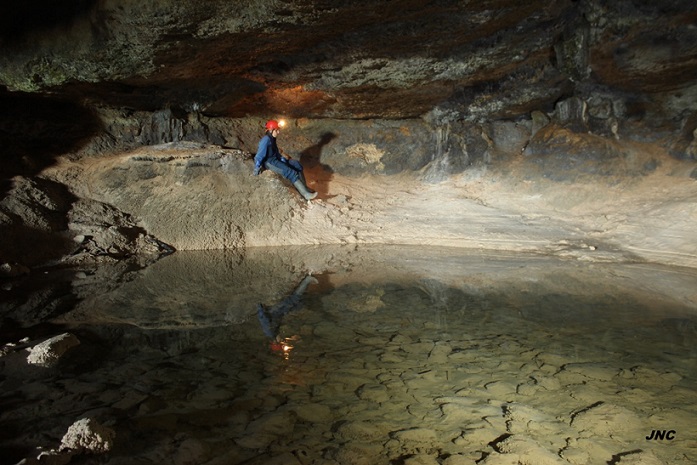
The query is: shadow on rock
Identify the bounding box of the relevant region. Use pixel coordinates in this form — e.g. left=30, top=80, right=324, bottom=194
left=0, top=177, right=79, bottom=266
left=299, top=132, right=336, bottom=199
left=0, top=89, right=102, bottom=197
left=0, top=0, right=97, bottom=42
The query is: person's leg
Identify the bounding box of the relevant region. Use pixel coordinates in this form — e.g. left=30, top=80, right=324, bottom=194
left=257, top=304, right=277, bottom=339
left=301, top=172, right=314, bottom=192
left=293, top=274, right=318, bottom=295
left=287, top=159, right=303, bottom=171
left=288, top=159, right=314, bottom=193
left=265, top=158, right=299, bottom=183
left=265, top=159, right=317, bottom=200
left=292, top=179, right=317, bottom=200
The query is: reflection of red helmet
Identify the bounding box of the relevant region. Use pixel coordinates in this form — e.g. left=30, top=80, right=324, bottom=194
left=265, top=120, right=280, bottom=130
left=269, top=341, right=284, bottom=352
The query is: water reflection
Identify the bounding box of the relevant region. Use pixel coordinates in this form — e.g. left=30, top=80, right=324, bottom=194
left=0, top=246, right=696, bottom=464
left=258, top=274, right=318, bottom=358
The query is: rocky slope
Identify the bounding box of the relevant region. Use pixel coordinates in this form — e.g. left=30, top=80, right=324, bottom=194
left=38, top=133, right=694, bottom=268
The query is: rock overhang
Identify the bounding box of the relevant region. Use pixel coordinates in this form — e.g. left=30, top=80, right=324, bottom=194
left=0, top=0, right=695, bottom=124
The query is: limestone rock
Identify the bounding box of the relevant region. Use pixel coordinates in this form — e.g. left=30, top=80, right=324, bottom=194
left=59, top=417, right=115, bottom=454
left=26, top=333, right=80, bottom=367
left=31, top=417, right=116, bottom=464
left=0, top=176, right=76, bottom=266
left=64, top=197, right=173, bottom=263
left=0, top=174, right=171, bottom=267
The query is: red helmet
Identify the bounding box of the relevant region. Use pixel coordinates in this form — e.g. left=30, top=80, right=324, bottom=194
left=265, top=120, right=280, bottom=130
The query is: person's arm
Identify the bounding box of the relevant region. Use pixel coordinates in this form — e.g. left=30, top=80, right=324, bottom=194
left=253, top=136, right=269, bottom=175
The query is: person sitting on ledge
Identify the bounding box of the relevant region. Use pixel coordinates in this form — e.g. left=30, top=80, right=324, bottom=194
left=253, top=119, right=317, bottom=201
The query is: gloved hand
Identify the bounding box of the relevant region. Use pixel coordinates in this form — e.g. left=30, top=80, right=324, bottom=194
left=253, top=165, right=262, bottom=176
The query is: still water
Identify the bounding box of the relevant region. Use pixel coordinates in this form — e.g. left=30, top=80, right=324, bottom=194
left=1, top=246, right=696, bottom=465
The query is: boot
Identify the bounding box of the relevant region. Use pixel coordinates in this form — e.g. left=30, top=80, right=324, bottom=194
left=293, top=180, right=318, bottom=200
left=299, top=172, right=315, bottom=193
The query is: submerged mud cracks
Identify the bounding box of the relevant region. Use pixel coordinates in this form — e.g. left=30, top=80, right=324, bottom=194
left=1, top=246, right=696, bottom=464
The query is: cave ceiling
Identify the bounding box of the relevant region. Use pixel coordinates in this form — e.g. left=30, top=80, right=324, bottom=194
left=0, top=0, right=696, bottom=122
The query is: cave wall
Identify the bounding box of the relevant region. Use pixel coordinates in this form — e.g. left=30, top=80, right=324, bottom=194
left=1, top=0, right=696, bottom=124
left=1, top=0, right=697, bottom=270
left=1, top=0, right=696, bottom=164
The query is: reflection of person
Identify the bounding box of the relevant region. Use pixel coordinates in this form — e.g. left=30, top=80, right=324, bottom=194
left=257, top=274, right=318, bottom=345
left=253, top=120, right=317, bottom=201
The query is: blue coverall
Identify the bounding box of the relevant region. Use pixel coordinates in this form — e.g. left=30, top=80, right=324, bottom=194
left=253, top=134, right=303, bottom=182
